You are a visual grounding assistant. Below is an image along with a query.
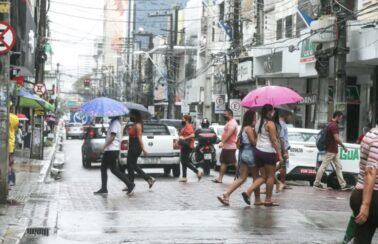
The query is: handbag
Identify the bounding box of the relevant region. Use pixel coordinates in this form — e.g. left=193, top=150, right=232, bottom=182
left=236, top=131, right=242, bottom=149
left=179, top=139, right=191, bottom=148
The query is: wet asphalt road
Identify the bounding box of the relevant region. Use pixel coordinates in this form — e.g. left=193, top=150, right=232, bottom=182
left=20, top=139, right=376, bottom=244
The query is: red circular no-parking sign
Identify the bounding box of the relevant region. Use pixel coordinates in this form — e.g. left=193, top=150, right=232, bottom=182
left=33, top=83, right=46, bottom=96
left=0, top=21, right=16, bottom=55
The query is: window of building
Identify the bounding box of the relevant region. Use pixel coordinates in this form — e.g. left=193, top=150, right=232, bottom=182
left=219, top=2, right=225, bottom=21
left=285, top=15, right=293, bottom=38
left=276, top=19, right=283, bottom=40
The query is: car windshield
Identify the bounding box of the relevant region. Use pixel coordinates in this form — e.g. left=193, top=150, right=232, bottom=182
left=69, top=123, right=81, bottom=127
left=288, top=132, right=317, bottom=142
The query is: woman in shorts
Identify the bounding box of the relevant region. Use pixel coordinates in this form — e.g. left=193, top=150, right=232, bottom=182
left=217, top=110, right=262, bottom=206
left=241, top=104, right=283, bottom=207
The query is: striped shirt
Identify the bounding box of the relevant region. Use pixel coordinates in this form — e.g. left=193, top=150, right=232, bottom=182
left=356, top=128, right=378, bottom=190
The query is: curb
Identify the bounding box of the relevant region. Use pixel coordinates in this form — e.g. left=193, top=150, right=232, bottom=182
left=39, top=124, right=63, bottom=183
left=1, top=125, right=63, bottom=244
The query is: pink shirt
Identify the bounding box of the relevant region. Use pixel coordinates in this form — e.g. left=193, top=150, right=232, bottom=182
left=222, top=118, right=238, bottom=150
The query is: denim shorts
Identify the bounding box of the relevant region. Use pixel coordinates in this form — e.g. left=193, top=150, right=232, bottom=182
left=239, top=144, right=256, bottom=167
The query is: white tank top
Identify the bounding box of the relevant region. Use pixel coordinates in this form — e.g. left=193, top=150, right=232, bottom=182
left=255, top=119, right=276, bottom=153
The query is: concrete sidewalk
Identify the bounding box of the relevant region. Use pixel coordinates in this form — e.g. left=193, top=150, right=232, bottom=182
left=0, top=142, right=58, bottom=244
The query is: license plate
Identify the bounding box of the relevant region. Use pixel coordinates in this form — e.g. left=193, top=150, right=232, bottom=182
left=141, top=157, right=160, bottom=164
left=204, top=153, right=212, bottom=160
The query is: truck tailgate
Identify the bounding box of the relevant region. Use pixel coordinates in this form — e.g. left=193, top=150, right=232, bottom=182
left=143, top=135, right=174, bottom=155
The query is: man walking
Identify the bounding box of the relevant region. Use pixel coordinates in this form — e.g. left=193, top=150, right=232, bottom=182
left=94, top=116, right=135, bottom=195
left=212, top=109, right=238, bottom=183
left=314, top=111, right=354, bottom=191
left=277, top=112, right=291, bottom=191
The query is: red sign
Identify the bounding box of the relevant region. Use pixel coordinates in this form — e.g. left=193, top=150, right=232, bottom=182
left=33, top=83, right=46, bottom=96
left=0, top=21, right=16, bottom=55
left=11, top=76, right=25, bottom=86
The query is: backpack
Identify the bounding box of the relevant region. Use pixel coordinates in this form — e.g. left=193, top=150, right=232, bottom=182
left=316, top=125, right=329, bottom=151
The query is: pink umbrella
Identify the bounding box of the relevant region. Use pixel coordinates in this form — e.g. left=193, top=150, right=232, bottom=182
left=17, top=113, right=29, bottom=121
left=241, top=86, right=303, bottom=108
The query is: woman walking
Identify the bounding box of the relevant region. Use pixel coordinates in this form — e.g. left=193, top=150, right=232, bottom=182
left=217, top=110, right=262, bottom=206
left=125, top=110, right=155, bottom=190
left=241, top=104, right=283, bottom=207
left=178, top=115, right=204, bottom=182
left=349, top=122, right=378, bottom=243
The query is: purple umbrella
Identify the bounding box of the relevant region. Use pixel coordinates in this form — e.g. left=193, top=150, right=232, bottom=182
left=80, top=97, right=129, bottom=118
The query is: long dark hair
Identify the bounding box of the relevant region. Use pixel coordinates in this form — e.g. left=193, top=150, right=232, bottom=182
left=242, top=110, right=255, bottom=129
left=258, top=104, right=274, bottom=134
left=130, top=110, right=143, bottom=124
left=273, top=109, right=281, bottom=133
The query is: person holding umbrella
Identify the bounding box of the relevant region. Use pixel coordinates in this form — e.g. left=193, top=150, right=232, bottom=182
left=241, top=104, right=283, bottom=207
left=80, top=97, right=135, bottom=195
left=125, top=110, right=156, bottom=189
left=94, top=115, right=135, bottom=195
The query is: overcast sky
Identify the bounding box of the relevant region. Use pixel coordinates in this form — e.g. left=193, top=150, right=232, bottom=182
left=49, top=0, right=104, bottom=92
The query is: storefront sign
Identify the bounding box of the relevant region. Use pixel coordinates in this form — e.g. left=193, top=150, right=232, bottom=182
left=300, top=39, right=316, bottom=63
left=237, top=61, right=252, bottom=82
left=329, top=86, right=360, bottom=104
left=0, top=3, right=10, bottom=13
left=214, top=94, right=226, bottom=114
left=299, top=94, right=317, bottom=105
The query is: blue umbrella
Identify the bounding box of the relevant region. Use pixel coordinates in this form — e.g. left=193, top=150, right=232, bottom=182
left=80, top=97, right=129, bottom=117
left=123, top=102, right=151, bottom=119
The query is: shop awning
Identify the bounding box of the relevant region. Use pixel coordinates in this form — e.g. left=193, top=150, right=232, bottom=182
left=18, top=88, right=55, bottom=112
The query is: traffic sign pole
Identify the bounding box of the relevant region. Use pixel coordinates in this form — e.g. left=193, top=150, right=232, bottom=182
left=0, top=2, right=11, bottom=203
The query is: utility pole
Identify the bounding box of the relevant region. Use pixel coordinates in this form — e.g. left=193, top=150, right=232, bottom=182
left=148, top=9, right=178, bottom=119
left=0, top=0, right=10, bottom=203
left=314, top=0, right=332, bottom=129
left=333, top=0, right=349, bottom=139
left=31, top=0, right=47, bottom=160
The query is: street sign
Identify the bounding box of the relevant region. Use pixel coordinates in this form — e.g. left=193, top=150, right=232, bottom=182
left=229, top=99, right=241, bottom=119
left=66, top=100, right=77, bottom=108
left=71, top=111, right=91, bottom=124
left=214, top=94, right=226, bottom=114
left=0, top=3, right=10, bottom=13
left=33, top=83, right=46, bottom=96
left=0, top=21, right=16, bottom=55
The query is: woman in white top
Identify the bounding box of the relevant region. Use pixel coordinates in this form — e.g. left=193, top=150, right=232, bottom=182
left=241, top=104, right=283, bottom=207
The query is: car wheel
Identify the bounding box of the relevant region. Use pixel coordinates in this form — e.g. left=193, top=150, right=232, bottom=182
left=172, top=164, right=180, bottom=177
left=327, top=172, right=356, bottom=189
left=164, top=167, right=171, bottom=176
left=82, top=154, right=91, bottom=168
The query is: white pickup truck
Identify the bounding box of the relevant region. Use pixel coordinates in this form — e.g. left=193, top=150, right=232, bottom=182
left=119, top=123, right=181, bottom=177
left=286, top=127, right=360, bottom=188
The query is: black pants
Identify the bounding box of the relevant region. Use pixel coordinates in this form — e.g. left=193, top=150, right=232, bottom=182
left=350, top=189, right=378, bottom=244
left=181, top=147, right=198, bottom=178
left=101, top=151, right=133, bottom=190
left=127, top=151, right=150, bottom=183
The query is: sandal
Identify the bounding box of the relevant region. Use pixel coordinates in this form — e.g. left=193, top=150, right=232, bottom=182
left=264, top=202, right=280, bottom=207
left=211, top=179, right=222, bottom=183
left=241, top=192, right=251, bottom=206
left=217, top=195, right=230, bottom=206
left=179, top=178, right=188, bottom=183
left=254, top=202, right=264, bottom=206
left=283, top=185, right=292, bottom=190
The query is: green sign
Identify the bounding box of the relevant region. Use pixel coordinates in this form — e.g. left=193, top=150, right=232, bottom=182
left=66, top=101, right=77, bottom=108
left=300, top=39, right=316, bottom=63
left=339, top=148, right=359, bottom=161
left=329, top=86, right=360, bottom=104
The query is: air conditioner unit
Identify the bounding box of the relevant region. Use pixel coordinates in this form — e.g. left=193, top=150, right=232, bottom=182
left=310, top=15, right=337, bottom=43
